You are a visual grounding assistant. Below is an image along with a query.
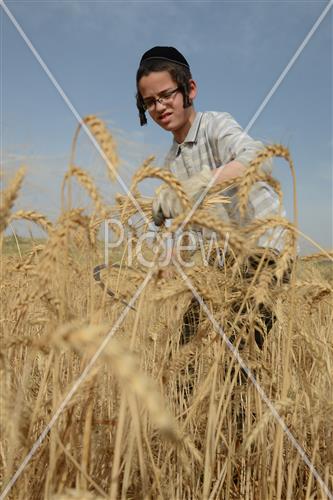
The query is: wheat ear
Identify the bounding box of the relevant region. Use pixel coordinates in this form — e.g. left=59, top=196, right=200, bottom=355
left=0, top=166, right=26, bottom=234
left=9, top=210, right=52, bottom=233
left=84, top=115, right=119, bottom=181
left=238, top=144, right=294, bottom=218
left=131, top=165, right=191, bottom=210
left=64, top=166, right=109, bottom=219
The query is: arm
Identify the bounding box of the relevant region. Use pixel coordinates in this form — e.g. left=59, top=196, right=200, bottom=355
left=213, top=160, right=246, bottom=184
left=152, top=161, right=246, bottom=226
left=208, top=112, right=272, bottom=177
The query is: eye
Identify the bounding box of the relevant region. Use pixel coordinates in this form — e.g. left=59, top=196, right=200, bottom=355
left=160, top=90, right=173, bottom=98
left=143, top=98, right=155, bottom=109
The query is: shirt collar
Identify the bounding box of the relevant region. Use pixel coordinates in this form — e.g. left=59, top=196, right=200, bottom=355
left=173, top=112, right=203, bottom=153
left=183, top=111, right=203, bottom=143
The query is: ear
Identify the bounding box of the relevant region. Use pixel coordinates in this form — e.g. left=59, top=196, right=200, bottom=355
left=188, top=79, right=197, bottom=100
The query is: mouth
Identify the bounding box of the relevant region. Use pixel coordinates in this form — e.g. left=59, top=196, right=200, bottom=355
left=159, top=112, right=172, bottom=123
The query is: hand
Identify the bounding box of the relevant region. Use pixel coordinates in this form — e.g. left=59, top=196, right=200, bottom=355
left=152, top=166, right=214, bottom=226
left=181, top=165, right=214, bottom=201
left=152, top=184, right=183, bottom=226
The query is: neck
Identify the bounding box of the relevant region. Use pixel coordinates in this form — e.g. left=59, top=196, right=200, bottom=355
left=173, top=108, right=197, bottom=144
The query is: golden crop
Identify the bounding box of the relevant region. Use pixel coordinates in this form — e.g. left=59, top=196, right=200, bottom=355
left=0, top=117, right=332, bottom=499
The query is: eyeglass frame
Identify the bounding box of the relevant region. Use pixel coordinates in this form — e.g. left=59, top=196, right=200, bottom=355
left=141, top=86, right=181, bottom=111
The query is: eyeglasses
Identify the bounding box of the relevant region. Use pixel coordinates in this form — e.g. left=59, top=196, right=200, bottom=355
left=142, top=87, right=180, bottom=111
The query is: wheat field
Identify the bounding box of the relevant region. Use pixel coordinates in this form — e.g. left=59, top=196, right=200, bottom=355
left=0, top=117, right=332, bottom=499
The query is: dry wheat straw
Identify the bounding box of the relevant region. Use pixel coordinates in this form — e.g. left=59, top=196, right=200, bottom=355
left=0, top=166, right=26, bottom=234
left=114, top=192, right=152, bottom=225
left=14, top=209, right=91, bottom=322
left=13, top=246, right=44, bottom=272
left=84, top=115, right=119, bottom=180
left=2, top=138, right=333, bottom=499
left=238, top=144, right=295, bottom=218
left=131, top=164, right=191, bottom=210
left=300, top=251, right=333, bottom=262
left=170, top=211, right=245, bottom=254
left=114, top=159, right=230, bottom=232
left=50, top=322, right=181, bottom=442
left=70, top=115, right=119, bottom=181
left=131, top=163, right=230, bottom=213
left=116, top=155, right=156, bottom=223
left=243, top=399, right=294, bottom=451
left=64, top=166, right=109, bottom=219
left=9, top=210, right=52, bottom=233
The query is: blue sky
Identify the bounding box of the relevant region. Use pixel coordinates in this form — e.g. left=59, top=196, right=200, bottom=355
left=2, top=0, right=332, bottom=253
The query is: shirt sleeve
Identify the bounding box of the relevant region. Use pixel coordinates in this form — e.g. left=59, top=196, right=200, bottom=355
left=207, top=113, right=288, bottom=252
left=248, top=182, right=287, bottom=252
left=207, top=112, right=273, bottom=174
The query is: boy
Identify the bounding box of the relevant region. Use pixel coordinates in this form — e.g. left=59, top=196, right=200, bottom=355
left=135, top=46, right=288, bottom=348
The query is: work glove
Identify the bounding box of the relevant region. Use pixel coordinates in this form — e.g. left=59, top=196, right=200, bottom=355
left=152, top=184, right=183, bottom=226
left=152, top=166, right=214, bottom=226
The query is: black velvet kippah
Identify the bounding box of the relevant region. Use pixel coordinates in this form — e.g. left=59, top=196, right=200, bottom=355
left=140, top=46, right=190, bottom=69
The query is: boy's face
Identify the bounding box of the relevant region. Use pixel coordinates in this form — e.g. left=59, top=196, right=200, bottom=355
left=138, top=70, right=197, bottom=140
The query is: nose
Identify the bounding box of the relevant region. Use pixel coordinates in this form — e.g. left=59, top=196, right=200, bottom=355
left=155, top=99, right=166, bottom=112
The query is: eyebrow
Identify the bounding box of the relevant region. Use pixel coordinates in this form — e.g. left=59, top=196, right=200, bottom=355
left=143, top=88, right=174, bottom=100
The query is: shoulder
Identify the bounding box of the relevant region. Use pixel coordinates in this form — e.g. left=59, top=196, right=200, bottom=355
left=201, top=111, right=242, bottom=136
left=201, top=110, right=233, bottom=124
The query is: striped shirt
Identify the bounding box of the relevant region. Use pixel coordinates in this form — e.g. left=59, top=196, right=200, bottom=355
left=163, top=111, right=286, bottom=252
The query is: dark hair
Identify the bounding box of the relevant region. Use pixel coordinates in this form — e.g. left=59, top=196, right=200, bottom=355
left=136, top=59, right=193, bottom=126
